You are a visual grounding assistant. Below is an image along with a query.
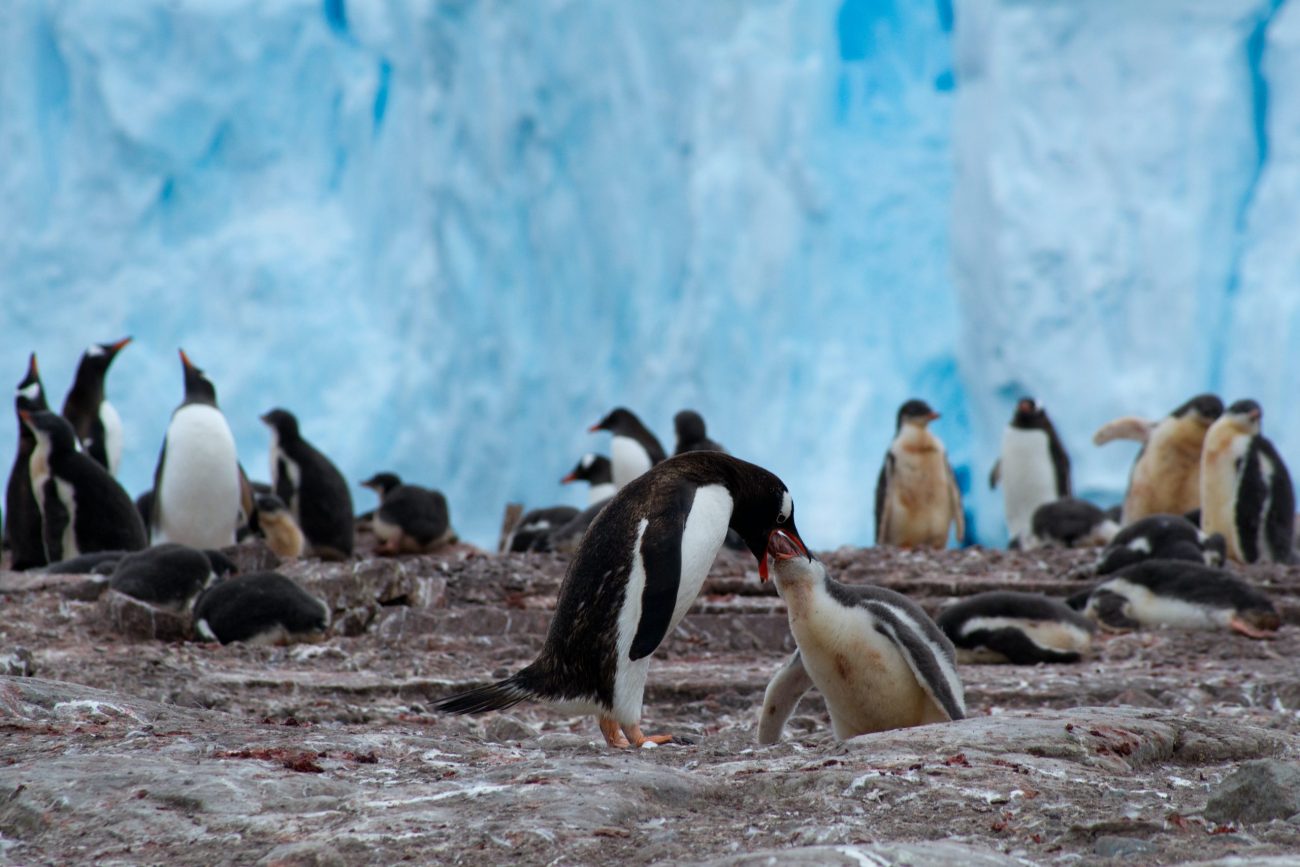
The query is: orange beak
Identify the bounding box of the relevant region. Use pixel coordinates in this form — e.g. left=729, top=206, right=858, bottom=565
left=759, top=528, right=810, bottom=581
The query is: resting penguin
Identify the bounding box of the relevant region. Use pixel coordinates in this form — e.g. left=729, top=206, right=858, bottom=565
left=673, top=410, right=726, bottom=455
left=1021, top=498, right=1118, bottom=550
left=1200, top=399, right=1296, bottom=564
left=989, top=398, right=1070, bottom=547
left=60, top=337, right=131, bottom=476
left=39, top=550, right=128, bottom=575
left=109, top=543, right=234, bottom=611
left=193, top=572, right=330, bottom=645
left=1094, top=394, right=1223, bottom=524
left=936, top=591, right=1095, bottom=664
left=436, top=451, right=808, bottom=748
left=1096, top=514, right=1226, bottom=575
left=5, top=354, right=50, bottom=569
left=1077, top=560, right=1280, bottom=639
left=875, top=399, right=964, bottom=548
left=360, top=473, right=456, bottom=554
left=589, top=407, right=667, bottom=489
left=758, top=531, right=964, bottom=744
left=261, top=408, right=354, bottom=559
left=253, top=493, right=306, bottom=559
left=20, top=410, right=147, bottom=561
left=506, top=505, right=580, bottom=553
left=151, top=351, right=242, bottom=550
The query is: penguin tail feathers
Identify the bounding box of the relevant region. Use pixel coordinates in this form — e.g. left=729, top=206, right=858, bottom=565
left=434, top=672, right=537, bottom=715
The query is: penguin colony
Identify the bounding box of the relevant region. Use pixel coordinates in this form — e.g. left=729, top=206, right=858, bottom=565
left=1, top=342, right=1295, bottom=750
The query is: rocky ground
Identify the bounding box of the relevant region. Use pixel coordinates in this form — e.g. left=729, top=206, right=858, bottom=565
left=3, top=537, right=1300, bottom=865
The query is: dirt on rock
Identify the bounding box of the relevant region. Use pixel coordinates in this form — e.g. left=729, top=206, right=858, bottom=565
left=2, top=538, right=1300, bottom=865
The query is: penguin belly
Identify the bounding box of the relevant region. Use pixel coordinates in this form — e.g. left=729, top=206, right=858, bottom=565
left=884, top=451, right=952, bottom=547
left=156, top=406, right=240, bottom=549
left=610, top=436, right=653, bottom=489
left=1091, top=579, right=1223, bottom=631
left=1200, top=428, right=1250, bottom=562
left=955, top=616, right=1093, bottom=660
left=101, top=401, right=124, bottom=477
left=1125, top=421, right=1204, bottom=522
left=999, top=428, right=1058, bottom=542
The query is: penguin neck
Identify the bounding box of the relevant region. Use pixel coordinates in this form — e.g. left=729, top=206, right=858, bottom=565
left=586, top=482, right=616, bottom=505
left=896, top=424, right=939, bottom=453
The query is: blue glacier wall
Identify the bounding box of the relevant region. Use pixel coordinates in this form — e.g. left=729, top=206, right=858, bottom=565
left=1, top=0, right=1297, bottom=551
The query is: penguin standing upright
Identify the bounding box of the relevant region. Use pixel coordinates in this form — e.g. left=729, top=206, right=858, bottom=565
left=436, top=451, right=807, bottom=748
left=561, top=453, right=616, bottom=505
left=21, top=410, right=146, bottom=561
left=1094, top=394, right=1223, bottom=524
left=590, top=407, right=666, bottom=489
left=261, top=408, right=354, bottom=559
left=757, top=531, right=965, bottom=744
left=875, top=400, right=964, bottom=548
left=989, top=398, right=1070, bottom=546
left=252, top=493, right=306, bottom=559
left=5, top=354, right=50, bottom=569
left=60, top=337, right=131, bottom=476
left=151, top=351, right=241, bottom=550
left=1200, top=400, right=1295, bottom=564
left=673, top=410, right=726, bottom=455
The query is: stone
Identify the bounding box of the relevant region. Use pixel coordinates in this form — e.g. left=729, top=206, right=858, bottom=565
left=1094, top=835, right=1158, bottom=858
left=0, top=648, right=35, bottom=677
left=484, top=715, right=535, bottom=743
left=98, top=589, right=191, bottom=641
left=1204, top=760, right=1300, bottom=824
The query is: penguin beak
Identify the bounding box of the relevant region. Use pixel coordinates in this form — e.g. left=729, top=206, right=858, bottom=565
left=27, top=354, right=39, bottom=378
left=927, top=411, right=941, bottom=422
left=17, top=409, right=32, bottom=427
left=758, top=527, right=811, bottom=581
left=109, top=337, right=132, bottom=354
left=560, top=472, right=578, bottom=484
left=179, top=348, right=193, bottom=370
left=587, top=423, right=602, bottom=433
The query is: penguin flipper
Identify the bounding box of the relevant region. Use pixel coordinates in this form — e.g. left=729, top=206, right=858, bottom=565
left=40, top=479, right=70, bottom=562
left=628, top=484, right=693, bottom=661
left=988, top=459, right=1001, bottom=490
left=1259, top=440, right=1296, bottom=562
left=969, top=627, right=1083, bottom=665
left=149, top=439, right=168, bottom=536
left=1093, top=417, right=1153, bottom=446
left=874, top=455, right=892, bottom=544
left=757, top=651, right=813, bottom=745
left=947, top=457, right=965, bottom=543
left=867, top=603, right=966, bottom=721
left=273, top=458, right=294, bottom=510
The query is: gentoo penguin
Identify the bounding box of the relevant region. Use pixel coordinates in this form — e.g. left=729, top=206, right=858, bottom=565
left=505, top=453, right=617, bottom=552
left=506, top=505, right=580, bottom=553
left=1200, top=399, right=1296, bottom=564
left=436, top=451, right=808, bottom=748
left=261, top=408, right=354, bottom=559
left=193, top=572, right=330, bottom=645
left=60, top=337, right=131, bottom=476
left=1096, top=514, right=1226, bottom=575
left=109, top=543, right=233, bottom=611
left=875, top=399, right=964, bottom=548
left=562, top=453, right=617, bottom=505
left=936, top=591, right=1095, bottom=664
left=989, top=398, right=1070, bottom=547
left=39, top=550, right=127, bottom=575
left=590, top=407, right=666, bottom=489
left=673, top=410, right=725, bottom=455
left=20, top=410, right=147, bottom=561
left=758, top=531, right=964, bottom=744
left=1094, top=394, right=1223, bottom=523
left=1020, top=498, right=1118, bottom=550
left=1078, top=560, right=1279, bottom=639
left=253, top=493, right=306, bottom=559
left=5, top=354, right=50, bottom=569
left=360, top=473, right=456, bottom=554
left=151, top=351, right=241, bottom=550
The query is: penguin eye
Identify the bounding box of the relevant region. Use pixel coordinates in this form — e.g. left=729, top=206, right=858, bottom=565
left=776, top=513, right=786, bottom=524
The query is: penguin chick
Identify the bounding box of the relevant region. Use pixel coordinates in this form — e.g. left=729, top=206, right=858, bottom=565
left=1097, top=514, right=1226, bottom=575
left=990, top=397, right=1070, bottom=547
left=1080, top=560, right=1279, bottom=639
left=936, top=591, right=1095, bottom=664
left=254, top=493, right=306, bottom=559
left=6, top=353, right=51, bottom=570
left=875, top=399, right=964, bottom=548
left=21, top=410, right=147, bottom=562
left=589, top=407, right=666, bottom=489
left=437, top=452, right=808, bottom=749
left=758, top=531, right=964, bottom=744
left=60, top=337, right=131, bottom=476
left=360, top=473, right=456, bottom=554
left=108, top=543, right=220, bottom=612
left=193, top=572, right=330, bottom=645
left=1096, top=394, right=1223, bottom=524
left=1200, top=399, right=1296, bottom=564
left=261, top=408, right=354, bottom=560
left=39, top=550, right=127, bottom=575
left=1021, top=498, right=1118, bottom=550
left=511, top=454, right=617, bottom=553
left=673, top=410, right=726, bottom=455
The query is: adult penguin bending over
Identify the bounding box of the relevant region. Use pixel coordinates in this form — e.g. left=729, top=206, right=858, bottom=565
left=436, top=451, right=808, bottom=748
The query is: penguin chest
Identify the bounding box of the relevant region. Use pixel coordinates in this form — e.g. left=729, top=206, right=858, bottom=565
left=610, top=436, right=653, bottom=488
left=100, top=401, right=123, bottom=477
left=1200, top=429, right=1250, bottom=559
left=999, top=428, right=1058, bottom=538
left=157, top=406, right=240, bottom=548
left=269, top=445, right=302, bottom=510
left=784, top=588, right=935, bottom=737
left=885, top=446, right=951, bottom=545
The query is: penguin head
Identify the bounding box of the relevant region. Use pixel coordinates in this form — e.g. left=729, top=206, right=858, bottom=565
left=178, top=349, right=219, bottom=407
left=361, top=472, right=403, bottom=497
left=1171, top=393, right=1223, bottom=426
left=202, top=549, right=240, bottom=577
left=1222, top=399, right=1263, bottom=435
left=1011, top=397, right=1047, bottom=429
left=674, top=410, right=707, bottom=445
left=721, top=461, right=810, bottom=581
left=19, top=409, right=79, bottom=455
left=79, top=337, right=131, bottom=375
left=255, top=492, right=291, bottom=517
left=561, top=453, right=612, bottom=486
left=260, top=408, right=301, bottom=443
left=896, top=399, right=939, bottom=431
left=589, top=407, right=643, bottom=436
left=15, top=353, right=47, bottom=412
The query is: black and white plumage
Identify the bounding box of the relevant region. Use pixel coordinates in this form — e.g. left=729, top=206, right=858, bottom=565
left=60, top=337, right=131, bottom=477
left=936, top=591, right=1096, bottom=665
left=436, top=451, right=808, bottom=749
left=151, top=351, right=242, bottom=550
left=261, top=408, right=354, bottom=559
left=108, top=543, right=234, bottom=611
left=673, top=410, right=725, bottom=455
left=758, top=531, right=964, bottom=744
left=193, top=572, right=330, bottom=645
left=561, top=453, right=616, bottom=506
left=1020, top=498, right=1118, bottom=550
left=360, top=473, right=456, bottom=554
left=989, top=398, right=1070, bottom=547
left=504, top=453, right=618, bottom=553
left=21, top=410, right=147, bottom=562
left=875, top=399, right=964, bottom=548
left=5, top=354, right=50, bottom=570
left=1076, top=560, right=1280, bottom=639
left=1200, top=399, right=1295, bottom=564
left=590, top=407, right=667, bottom=489
left=1096, top=514, right=1226, bottom=575
left=1094, top=394, right=1223, bottom=524
left=39, top=550, right=127, bottom=575
left=505, top=505, right=580, bottom=553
